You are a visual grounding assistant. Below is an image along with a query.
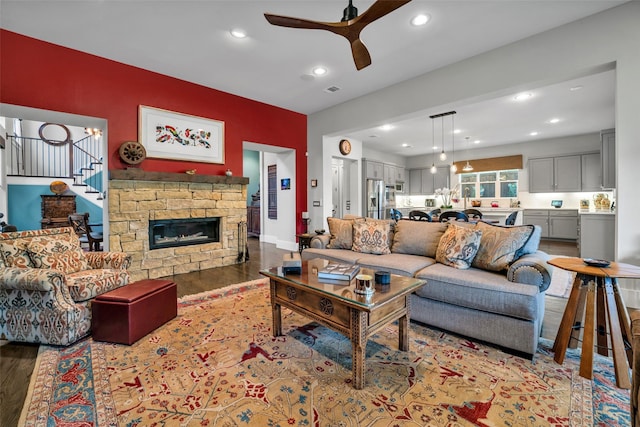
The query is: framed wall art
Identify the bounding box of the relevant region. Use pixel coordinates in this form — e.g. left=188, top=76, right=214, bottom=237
left=139, top=105, right=224, bottom=163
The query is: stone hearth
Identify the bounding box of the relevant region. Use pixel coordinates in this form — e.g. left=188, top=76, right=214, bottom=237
left=109, top=169, right=249, bottom=282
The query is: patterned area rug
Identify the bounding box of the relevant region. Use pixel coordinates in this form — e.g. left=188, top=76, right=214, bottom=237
left=20, top=278, right=630, bottom=426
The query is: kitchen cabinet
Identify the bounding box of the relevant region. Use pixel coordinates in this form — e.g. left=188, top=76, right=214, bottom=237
left=579, top=213, right=615, bottom=260
left=523, top=209, right=578, bottom=240
left=364, top=160, right=384, bottom=179
left=601, top=129, right=615, bottom=189
left=395, top=167, right=406, bottom=183
left=408, top=167, right=449, bottom=195
left=384, top=164, right=396, bottom=186
left=581, top=152, right=601, bottom=192
left=529, top=155, right=581, bottom=193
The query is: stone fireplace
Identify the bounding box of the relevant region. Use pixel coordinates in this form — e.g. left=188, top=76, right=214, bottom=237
left=109, top=169, right=248, bottom=282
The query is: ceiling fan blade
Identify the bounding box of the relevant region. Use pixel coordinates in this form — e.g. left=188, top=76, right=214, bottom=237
left=264, top=13, right=335, bottom=31
left=350, top=38, right=372, bottom=70
left=353, top=0, right=412, bottom=26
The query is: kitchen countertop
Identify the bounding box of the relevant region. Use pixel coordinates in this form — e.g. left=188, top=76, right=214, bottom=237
left=579, top=210, right=616, bottom=215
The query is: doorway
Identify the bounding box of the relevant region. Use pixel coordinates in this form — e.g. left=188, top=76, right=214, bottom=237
left=331, top=157, right=358, bottom=218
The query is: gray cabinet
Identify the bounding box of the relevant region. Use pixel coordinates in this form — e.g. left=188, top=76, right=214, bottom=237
left=365, top=160, right=384, bottom=179
left=523, top=209, right=578, bottom=240
left=408, top=167, right=449, bottom=195
left=529, top=155, right=582, bottom=193
left=601, top=129, right=615, bottom=189
left=581, top=152, right=601, bottom=192
left=579, top=213, right=615, bottom=260
left=384, top=164, right=396, bottom=185
left=396, top=167, right=406, bottom=183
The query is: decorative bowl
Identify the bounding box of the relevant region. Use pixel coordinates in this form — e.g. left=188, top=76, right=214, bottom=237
left=50, top=181, right=68, bottom=195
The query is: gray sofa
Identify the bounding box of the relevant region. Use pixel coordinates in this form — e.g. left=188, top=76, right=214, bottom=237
left=301, top=218, right=553, bottom=357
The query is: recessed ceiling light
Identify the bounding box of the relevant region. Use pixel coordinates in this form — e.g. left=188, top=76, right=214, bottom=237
left=529, top=131, right=539, bottom=136
left=453, top=129, right=461, bottom=134
left=402, top=143, right=412, bottom=148
left=312, top=66, right=328, bottom=76
left=230, top=29, right=247, bottom=39
left=432, top=145, right=438, bottom=150
left=549, top=118, right=560, bottom=124
left=514, top=93, right=533, bottom=101
left=410, top=14, right=430, bottom=26
left=570, top=85, right=583, bottom=91
left=474, top=140, right=481, bottom=144
left=380, top=124, right=394, bottom=131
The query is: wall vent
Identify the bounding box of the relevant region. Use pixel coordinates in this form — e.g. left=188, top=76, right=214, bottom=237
left=324, top=86, right=341, bottom=93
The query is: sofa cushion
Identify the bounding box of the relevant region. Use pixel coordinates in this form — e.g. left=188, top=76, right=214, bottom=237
left=301, top=248, right=362, bottom=264
left=472, top=222, right=534, bottom=272
left=391, top=221, right=447, bottom=257
left=65, top=269, right=130, bottom=302
left=435, top=223, right=482, bottom=269
left=327, top=217, right=358, bottom=249
left=26, top=234, right=89, bottom=274
left=352, top=220, right=391, bottom=255
left=356, top=253, right=436, bottom=277
left=0, top=239, right=33, bottom=268
left=414, top=263, right=540, bottom=321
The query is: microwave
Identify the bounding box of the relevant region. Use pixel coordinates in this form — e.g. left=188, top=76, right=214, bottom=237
left=394, top=182, right=404, bottom=193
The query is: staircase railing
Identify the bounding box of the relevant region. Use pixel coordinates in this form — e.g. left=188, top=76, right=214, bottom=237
left=5, top=134, right=103, bottom=194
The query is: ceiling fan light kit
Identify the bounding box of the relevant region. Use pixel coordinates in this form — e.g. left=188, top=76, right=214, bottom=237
left=264, top=0, right=412, bottom=70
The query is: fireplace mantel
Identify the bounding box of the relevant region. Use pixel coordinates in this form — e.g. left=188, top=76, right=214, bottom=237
left=110, top=169, right=249, bottom=185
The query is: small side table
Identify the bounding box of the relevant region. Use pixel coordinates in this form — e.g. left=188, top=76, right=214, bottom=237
left=296, top=233, right=314, bottom=254
left=549, top=257, right=640, bottom=389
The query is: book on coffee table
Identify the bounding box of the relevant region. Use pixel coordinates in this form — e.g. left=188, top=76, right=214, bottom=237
left=318, top=263, right=360, bottom=281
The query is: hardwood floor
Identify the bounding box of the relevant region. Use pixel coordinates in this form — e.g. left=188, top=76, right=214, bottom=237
left=0, top=238, right=575, bottom=426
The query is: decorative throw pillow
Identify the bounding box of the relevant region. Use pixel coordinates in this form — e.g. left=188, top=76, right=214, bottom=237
left=435, top=223, right=482, bottom=269
left=352, top=220, right=391, bottom=255
left=327, top=217, right=359, bottom=249
left=472, top=221, right=535, bottom=271
left=391, top=221, right=447, bottom=258
left=27, top=234, right=89, bottom=274
left=0, top=239, right=33, bottom=268
left=365, top=217, right=395, bottom=243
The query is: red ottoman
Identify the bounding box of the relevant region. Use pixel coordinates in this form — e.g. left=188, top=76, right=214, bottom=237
left=92, top=279, right=177, bottom=345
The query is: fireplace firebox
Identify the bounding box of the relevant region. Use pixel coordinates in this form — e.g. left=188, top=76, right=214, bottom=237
left=149, top=217, right=220, bottom=250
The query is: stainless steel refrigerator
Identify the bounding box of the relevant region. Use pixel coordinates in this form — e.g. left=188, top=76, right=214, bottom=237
left=366, top=179, right=396, bottom=219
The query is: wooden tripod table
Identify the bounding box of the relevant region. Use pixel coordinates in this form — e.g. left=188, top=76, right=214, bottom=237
left=549, top=257, right=640, bottom=389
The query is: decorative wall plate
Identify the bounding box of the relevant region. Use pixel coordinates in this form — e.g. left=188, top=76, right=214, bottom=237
left=119, top=141, right=147, bottom=165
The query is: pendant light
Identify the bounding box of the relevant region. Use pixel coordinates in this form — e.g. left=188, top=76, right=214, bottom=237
left=438, top=115, right=447, bottom=161
left=450, top=114, right=457, bottom=172
left=430, top=117, right=437, bottom=174
left=462, top=136, right=474, bottom=172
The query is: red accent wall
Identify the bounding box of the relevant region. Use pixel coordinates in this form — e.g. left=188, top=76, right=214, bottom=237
left=0, top=30, right=308, bottom=233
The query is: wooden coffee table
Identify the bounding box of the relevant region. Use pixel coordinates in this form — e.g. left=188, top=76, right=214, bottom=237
left=260, top=258, right=425, bottom=389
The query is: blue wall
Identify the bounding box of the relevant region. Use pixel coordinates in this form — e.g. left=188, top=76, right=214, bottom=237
left=243, top=149, right=260, bottom=206
left=8, top=184, right=103, bottom=231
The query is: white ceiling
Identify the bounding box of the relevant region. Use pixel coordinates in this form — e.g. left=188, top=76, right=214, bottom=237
left=0, top=0, right=623, bottom=156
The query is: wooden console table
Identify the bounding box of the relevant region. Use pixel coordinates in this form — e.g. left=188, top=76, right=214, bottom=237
left=41, top=195, right=76, bottom=229
left=549, top=257, right=640, bottom=389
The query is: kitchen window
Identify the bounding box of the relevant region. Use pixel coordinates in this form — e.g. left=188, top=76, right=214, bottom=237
left=460, top=169, right=519, bottom=199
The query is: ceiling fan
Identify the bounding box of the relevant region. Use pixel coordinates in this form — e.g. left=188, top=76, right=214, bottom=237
left=264, top=0, right=412, bottom=70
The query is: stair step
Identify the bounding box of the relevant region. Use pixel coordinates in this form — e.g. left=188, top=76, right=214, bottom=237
left=84, top=191, right=100, bottom=194
left=72, top=183, right=88, bottom=187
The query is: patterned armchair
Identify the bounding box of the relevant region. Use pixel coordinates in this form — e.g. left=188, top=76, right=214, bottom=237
left=0, top=227, right=131, bottom=345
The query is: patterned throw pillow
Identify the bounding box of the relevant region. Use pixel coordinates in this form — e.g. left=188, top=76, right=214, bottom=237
left=352, top=220, right=391, bottom=255
left=27, top=234, right=89, bottom=274
left=472, top=221, right=534, bottom=271
left=435, top=223, right=483, bottom=269
left=327, top=217, right=359, bottom=249
left=0, top=239, right=33, bottom=268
